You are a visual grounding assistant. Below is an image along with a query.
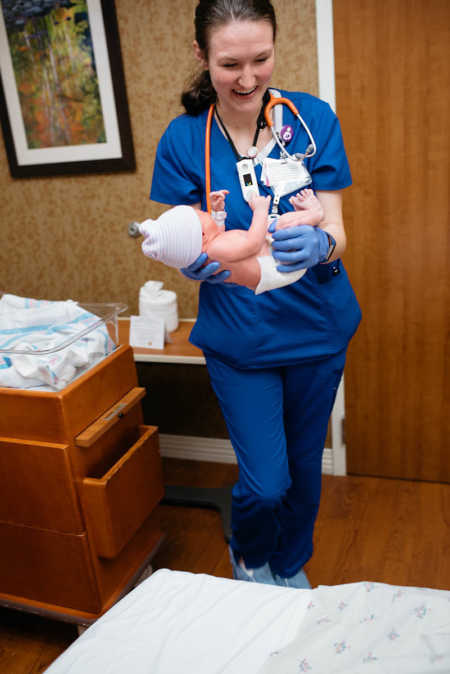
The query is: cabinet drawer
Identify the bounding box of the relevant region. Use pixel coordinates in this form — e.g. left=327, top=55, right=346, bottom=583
left=0, top=437, right=83, bottom=533
left=80, top=426, right=163, bottom=559
left=0, top=345, right=137, bottom=444
left=72, top=387, right=145, bottom=480
left=0, top=521, right=99, bottom=613
left=75, top=387, right=146, bottom=448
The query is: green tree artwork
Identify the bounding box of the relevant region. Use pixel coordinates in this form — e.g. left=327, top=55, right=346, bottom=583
left=2, top=0, right=106, bottom=149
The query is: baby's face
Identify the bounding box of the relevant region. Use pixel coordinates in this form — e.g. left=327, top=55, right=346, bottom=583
left=195, top=209, right=223, bottom=241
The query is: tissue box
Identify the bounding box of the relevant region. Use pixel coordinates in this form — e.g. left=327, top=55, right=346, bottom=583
left=139, top=281, right=179, bottom=333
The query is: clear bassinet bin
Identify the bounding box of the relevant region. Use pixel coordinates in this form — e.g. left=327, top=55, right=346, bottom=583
left=0, top=293, right=127, bottom=390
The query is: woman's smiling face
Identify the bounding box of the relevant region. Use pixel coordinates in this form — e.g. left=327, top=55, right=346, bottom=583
left=195, top=19, right=275, bottom=119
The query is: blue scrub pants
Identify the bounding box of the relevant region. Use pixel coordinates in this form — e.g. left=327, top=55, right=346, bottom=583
left=205, top=349, right=347, bottom=578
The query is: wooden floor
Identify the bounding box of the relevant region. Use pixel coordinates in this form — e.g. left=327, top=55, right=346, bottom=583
left=1, top=458, right=449, bottom=673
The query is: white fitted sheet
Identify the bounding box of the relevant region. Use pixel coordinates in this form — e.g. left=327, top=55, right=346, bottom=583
left=45, top=570, right=450, bottom=674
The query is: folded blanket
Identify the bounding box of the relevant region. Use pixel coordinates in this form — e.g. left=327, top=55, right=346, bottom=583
left=0, top=294, right=116, bottom=391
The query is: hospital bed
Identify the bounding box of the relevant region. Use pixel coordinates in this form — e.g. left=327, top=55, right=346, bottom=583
left=45, top=568, right=450, bottom=673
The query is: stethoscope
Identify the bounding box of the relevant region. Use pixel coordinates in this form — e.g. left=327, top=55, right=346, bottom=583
left=205, top=92, right=317, bottom=214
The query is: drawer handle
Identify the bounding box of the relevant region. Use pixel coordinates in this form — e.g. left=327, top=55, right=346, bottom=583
left=104, top=404, right=127, bottom=421
left=75, top=387, right=146, bottom=448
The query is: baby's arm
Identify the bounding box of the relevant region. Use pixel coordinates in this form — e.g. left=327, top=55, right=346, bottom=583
left=210, top=189, right=229, bottom=230
left=206, top=195, right=271, bottom=263
left=210, top=190, right=229, bottom=212
left=246, top=194, right=272, bottom=246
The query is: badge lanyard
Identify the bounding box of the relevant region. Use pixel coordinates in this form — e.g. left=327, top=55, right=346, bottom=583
left=204, top=91, right=316, bottom=215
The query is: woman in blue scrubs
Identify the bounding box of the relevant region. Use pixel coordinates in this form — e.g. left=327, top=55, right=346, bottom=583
left=150, top=0, right=361, bottom=588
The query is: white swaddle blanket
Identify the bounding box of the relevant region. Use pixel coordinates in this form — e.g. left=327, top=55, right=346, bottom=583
left=0, top=294, right=116, bottom=391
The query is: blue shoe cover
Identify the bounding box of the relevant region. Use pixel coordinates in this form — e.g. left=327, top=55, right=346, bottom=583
left=228, top=546, right=276, bottom=585
left=274, top=567, right=311, bottom=589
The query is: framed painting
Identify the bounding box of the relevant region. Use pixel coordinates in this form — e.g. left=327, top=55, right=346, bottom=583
left=0, top=0, right=135, bottom=178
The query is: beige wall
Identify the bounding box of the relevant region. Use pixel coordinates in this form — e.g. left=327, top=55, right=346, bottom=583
left=0, top=0, right=318, bottom=317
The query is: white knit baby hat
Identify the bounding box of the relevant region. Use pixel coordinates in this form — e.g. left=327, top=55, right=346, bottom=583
left=140, top=205, right=203, bottom=269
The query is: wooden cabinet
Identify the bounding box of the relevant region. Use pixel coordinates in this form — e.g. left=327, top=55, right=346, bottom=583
left=0, top=345, right=164, bottom=624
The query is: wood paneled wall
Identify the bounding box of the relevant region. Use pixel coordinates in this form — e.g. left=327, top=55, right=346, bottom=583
left=0, top=0, right=318, bottom=317
left=334, top=0, right=449, bottom=481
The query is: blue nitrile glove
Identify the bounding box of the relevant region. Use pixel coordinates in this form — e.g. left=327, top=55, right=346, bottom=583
left=181, top=252, right=231, bottom=283
left=271, top=225, right=330, bottom=272
left=268, top=216, right=278, bottom=233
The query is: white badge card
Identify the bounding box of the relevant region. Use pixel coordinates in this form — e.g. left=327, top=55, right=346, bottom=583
left=262, top=157, right=312, bottom=197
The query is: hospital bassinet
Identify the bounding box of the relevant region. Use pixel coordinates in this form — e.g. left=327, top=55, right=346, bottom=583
left=0, top=297, right=164, bottom=624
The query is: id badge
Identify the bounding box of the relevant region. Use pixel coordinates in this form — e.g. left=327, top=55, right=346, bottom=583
left=236, top=158, right=259, bottom=202
left=261, top=157, right=312, bottom=197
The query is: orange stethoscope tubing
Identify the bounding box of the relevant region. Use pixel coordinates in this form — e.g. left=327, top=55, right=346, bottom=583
left=205, top=104, right=215, bottom=214
left=263, top=95, right=298, bottom=127
left=204, top=94, right=316, bottom=213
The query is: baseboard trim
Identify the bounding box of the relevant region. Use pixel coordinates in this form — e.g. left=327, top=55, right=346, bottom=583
left=159, top=434, right=237, bottom=464
left=159, top=434, right=335, bottom=475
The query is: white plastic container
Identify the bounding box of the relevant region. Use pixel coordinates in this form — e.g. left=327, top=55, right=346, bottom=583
left=0, top=293, right=127, bottom=355
left=0, top=293, right=127, bottom=390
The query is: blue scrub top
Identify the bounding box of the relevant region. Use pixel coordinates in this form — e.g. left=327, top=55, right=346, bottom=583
left=150, top=90, right=361, bottom=368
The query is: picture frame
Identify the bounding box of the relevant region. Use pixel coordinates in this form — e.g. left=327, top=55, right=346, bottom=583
left=0, top=0, right=135, bottom=178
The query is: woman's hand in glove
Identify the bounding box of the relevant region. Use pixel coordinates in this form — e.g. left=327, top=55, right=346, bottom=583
left=271, top=225, right=330, bottom=272
left=181, top=253, right=231, bottom=283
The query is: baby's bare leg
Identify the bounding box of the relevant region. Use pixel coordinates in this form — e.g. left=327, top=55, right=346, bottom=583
left=289, top=188, right=324, bottom=225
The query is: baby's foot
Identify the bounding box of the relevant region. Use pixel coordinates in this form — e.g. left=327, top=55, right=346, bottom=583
left=289, top=189, right=324, bottom=225
left=290, top=188, right=316, bottom=211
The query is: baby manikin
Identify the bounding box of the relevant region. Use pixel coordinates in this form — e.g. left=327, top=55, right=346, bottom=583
left=139, top=189, right=324, bottom=295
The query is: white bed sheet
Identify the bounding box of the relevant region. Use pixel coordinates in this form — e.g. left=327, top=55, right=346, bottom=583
left=45, top=570, right=450, bottom=674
